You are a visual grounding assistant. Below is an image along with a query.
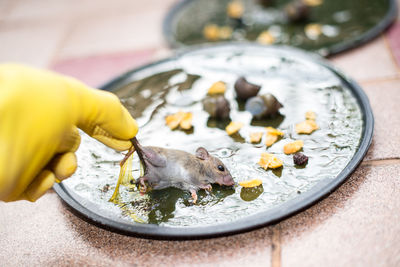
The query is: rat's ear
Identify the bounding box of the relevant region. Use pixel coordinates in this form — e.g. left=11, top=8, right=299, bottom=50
left=196, top=147, right=210, bottom=160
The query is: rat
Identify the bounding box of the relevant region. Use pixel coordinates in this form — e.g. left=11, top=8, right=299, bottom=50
left=127, top=138, right=235, bottom=203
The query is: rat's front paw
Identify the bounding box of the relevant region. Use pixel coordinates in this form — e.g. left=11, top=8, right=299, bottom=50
left=190, top=189, right=198, bottom=204
left=201, top=184, right=213, bottom=192
left=137, top=177, right=148, bottom=194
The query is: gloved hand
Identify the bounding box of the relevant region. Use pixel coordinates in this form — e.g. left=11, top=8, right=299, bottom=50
left=0, top=63, right=138, bottom=202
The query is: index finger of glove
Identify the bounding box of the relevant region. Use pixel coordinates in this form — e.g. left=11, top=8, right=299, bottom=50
left=74, top=85, right=138, bottom=142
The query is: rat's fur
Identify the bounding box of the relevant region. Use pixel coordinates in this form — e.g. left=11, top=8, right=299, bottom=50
left=134, top=142, right=234, bottom=202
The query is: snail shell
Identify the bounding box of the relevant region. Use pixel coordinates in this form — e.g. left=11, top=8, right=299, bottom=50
left=284, top=0, right=310, bottom=22
left=203, top=95, right=231, bottom=119
left=234, top=77, right=261, bottom=100
left=258, top=0, right=274, bottom=7
left=245, top=93, right=283, bottom=118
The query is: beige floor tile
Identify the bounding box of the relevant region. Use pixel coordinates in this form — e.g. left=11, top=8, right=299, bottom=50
left=0, top=21, right=67, bottom=67
left=0, top=191, right=271, bottom=266
left=0, top=0, right=177, bottom=63
left=3, top=0, right=77, bottom=22
left=362, top=78, right=400, bottom=160
left=74, top=0, right=177, bottom=20
left=279, top=163, right=400, bottom=267
left=4, top=0, right=176, bottom=23
left=0, top=0, right=13, bottom=15
left=330, top=36, right=399, bottom=83
left=57, top=9, right=167, bottom=59
left=0, top=1, right=399, bottom=266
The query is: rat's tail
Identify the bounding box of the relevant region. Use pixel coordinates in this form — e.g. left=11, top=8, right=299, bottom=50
left=130, top=137, right=147, bottom=173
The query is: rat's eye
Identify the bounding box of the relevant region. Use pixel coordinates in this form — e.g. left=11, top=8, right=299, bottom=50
left=217, top=165, right=225, bottom=172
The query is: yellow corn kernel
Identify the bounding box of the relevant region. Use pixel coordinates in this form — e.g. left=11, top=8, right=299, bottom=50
left=295, top=120, right=319, bottom=134
left=265, top=133, right=278, bottom=147
left=258, top=153, right=283, bottom=169
left=165, top=111, right=192, bottom=130
left=165, top=111, right=185, bottom=130
left=283, top=140, right=304, bottom=154
left=239, top=179, right=262, bottom=188
left=208, top=81, right=227, bottom=95
left=180, top=112, right=193, bottom=130
left=203, top=24, right=220, bottom=41
left=305, top=110, right=316, bottom=120
left=264, top=127, right=283, bottom=147
left=219, top=26, right=233, bottom=40
left=303, top=0, right=323, bottom=6
left=305, top=23, right=322, bottom=40
left=250, top=132, right=263, bottom=143
left=266, top=127, right=284, bottom=136
left=227, top=0, right=244, bottom=19
left=226, top=121, right=244, bottom=135
left=257, top=31, right=276, bottom=45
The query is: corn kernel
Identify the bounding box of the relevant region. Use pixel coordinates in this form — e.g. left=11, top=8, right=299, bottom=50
left=250, top=132, right=263, bottom=143
left=227, top=1, right=244, bottom=19
left=258, top=153, right=283, bottom=169
left=283, top=140, right=304, bottom=154
left=180, top=112, right=193, bottom=130
left=257, top=31, right=276, bottom=45
left=208, top=81, right=226, bottom=95
left=226, top=121, right=244, bottom=135
left=295, top=120, right=319, bottom=134
left=203, top=24, right=220, bottom=41
left=303, top=0, right=323, bottom=7
left=305, top=110, right=316, bottom=120
left=239, top=179, right=262, bottom=187
left=165, top=111, right=193, bottom=130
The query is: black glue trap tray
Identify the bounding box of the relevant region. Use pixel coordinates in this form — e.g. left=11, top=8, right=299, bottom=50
left=163, top=0, right=397, bottom=56
left=54, top=44, right=373, bottom=239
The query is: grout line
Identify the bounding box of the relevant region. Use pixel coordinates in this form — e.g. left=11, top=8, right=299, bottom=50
left=358, top=75, right=400, bottom=85
left=271, top=225, right=281, bottom=267
left=361, top=158, right=400, bottom=167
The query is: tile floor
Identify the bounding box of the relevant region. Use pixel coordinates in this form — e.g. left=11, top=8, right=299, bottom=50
left=1, top=0, right=400, bottom=266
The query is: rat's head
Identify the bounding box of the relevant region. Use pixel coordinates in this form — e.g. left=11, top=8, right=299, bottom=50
left=195, top=147, right=235, bottom=186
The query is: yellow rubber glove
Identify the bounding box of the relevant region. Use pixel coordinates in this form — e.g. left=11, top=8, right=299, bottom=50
left=0, top=63, right=138, bottom=202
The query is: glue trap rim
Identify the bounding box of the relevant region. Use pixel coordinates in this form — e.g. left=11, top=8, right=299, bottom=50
left=162, top=0, right=398, bottom=56
left=53, top=44, right=373, bottom=240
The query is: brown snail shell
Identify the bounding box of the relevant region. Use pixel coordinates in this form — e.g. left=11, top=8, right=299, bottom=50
left=284, top=0, right=310, bottom=22
left=234, top=77, right=261, bottom=100
left=203, top=95, right=231, bottom=119
left=258, top=0, right=274, bottom=7
left=245, top=93, right=283, bottom=118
